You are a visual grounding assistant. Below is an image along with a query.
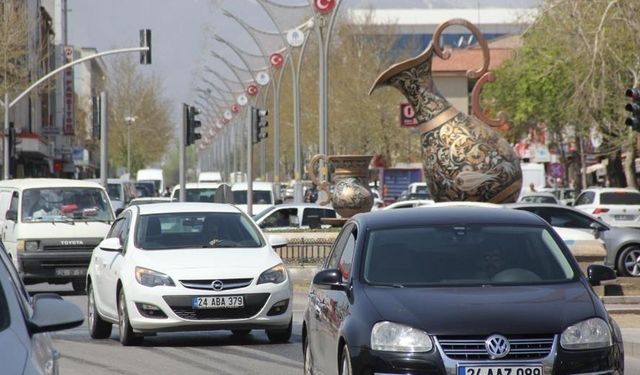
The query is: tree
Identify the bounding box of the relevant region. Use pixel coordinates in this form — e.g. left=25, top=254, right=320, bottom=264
left=106, top=56, right=172, bottom=177
left=0, top=1, right=30, bottom=97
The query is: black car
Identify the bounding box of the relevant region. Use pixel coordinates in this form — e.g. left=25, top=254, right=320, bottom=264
left=303, top=207, right=624, bottom=375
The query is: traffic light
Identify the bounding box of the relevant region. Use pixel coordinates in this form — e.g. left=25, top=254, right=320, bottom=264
left=251, top=107, right=268, bottom=144
left=186, top=106, right=202, bottom=146
left=140, top=29, right=152, bottom=65
left=625, top=88, right=640, bottom=132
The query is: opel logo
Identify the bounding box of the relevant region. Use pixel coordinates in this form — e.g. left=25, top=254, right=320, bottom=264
left=485, top=334, right=510, bottom=359
left=211, top=280, right=224, bottom=291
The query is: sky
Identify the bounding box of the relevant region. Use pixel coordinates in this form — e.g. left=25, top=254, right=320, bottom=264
left=67, top=0, right=541, bottom=128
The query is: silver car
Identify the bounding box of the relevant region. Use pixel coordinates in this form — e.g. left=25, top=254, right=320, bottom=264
left=0, top=244, right=83, bottom=374
left=510, top=203, right=640, bottom=277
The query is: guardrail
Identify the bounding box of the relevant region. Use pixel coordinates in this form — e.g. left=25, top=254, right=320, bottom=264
left=275, top=238, right=334, bottom=265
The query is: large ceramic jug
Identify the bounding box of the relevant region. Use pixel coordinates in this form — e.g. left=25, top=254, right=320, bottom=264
left=308, top=154, right=374, bottom=218
left=369, top=19, right=522, bottom=203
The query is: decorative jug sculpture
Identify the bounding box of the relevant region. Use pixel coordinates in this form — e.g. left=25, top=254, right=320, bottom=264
left=369, top=19, right=522, bottom=203
left=308, top=154, right=373, bottom=218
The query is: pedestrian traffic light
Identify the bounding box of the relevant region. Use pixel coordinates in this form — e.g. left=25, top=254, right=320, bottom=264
left=140, top=29, right=152, bottom=65
left=251, top=107, right=268, bottom=144
left=625, top=88, right=640, bottom=132
left=186, top=106, right=202, bottom=146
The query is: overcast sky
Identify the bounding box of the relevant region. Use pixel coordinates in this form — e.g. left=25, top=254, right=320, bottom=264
left=68, top=0, right=540, bottom=127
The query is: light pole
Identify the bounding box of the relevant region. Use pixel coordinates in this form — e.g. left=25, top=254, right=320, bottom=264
left=124, top=115, right=137, bottom=177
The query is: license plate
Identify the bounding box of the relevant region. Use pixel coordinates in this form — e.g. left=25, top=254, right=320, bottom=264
left=457, top=366, right=543, bottom=375
left=55, top=268, right=87, bottom=276
left=192, top=295, right=244, bottom=309
left=614, top=215, right=635, bottom=221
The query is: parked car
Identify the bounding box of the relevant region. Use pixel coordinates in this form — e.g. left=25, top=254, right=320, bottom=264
left=254, top=204, right=337, bottom=229
left=87, top=178, right=136, bottom=214
left=303, top=207, right=623, bottom=374
left=170, top=182, right=221, bottom=203
left=232, top=182, right=277, bottom=216
left=396, top=182, right=431, bottom=202
left=134, top=181, right=156, bottom=197
left=574, top=187, right=640, bottom=227
left=0, top=179, right=114, bottom=292
left=517, top=192, right=560, bottom=204
left=539, top=187, right=576, bottom=206
left=512, top=203, right=640, bottom=277
left=0, top=242, right=83, bottom=374
left=86, top=203, right=292, bottom=345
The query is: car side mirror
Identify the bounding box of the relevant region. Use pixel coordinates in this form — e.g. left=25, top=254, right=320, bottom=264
left=99, top=237, right=123, bottom=252
left=587, top=264, right=616, bottom=286
left=28, top=295, right=84, bottom=334
left=590, top=222, right=608, bottom=239
left=5, top=210, right=16, bottom=221
left=312, top=269, right=346, bottom=290
left=268, top=235, right=288, bottom=249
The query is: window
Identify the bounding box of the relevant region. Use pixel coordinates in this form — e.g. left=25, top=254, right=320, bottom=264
left=232, top=190, right=273, bottom=205
left=325, top=224, right=355, bottom=270
left=600, top=192, right=640, bottom=205
left=172, top=188, right=217, bottom=203
left=262, top=208, right=297, bottom=228
left=107, top=218, right=125, bottom=240
left=302, top=208, right=336, bottom=227
left=338, top=233, right=356, bottom=282
left=575, top=192, right=595, bottom=206
left=9, top=192, right=18, bottom=213
left=135, top=212, right=264, bottom=250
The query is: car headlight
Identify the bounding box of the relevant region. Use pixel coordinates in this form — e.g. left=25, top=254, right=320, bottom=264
left=135, top=267, right=175, bottom=287
left=371, top=321, right=433, bottom=352
left=560, top=317, right=612, bottom=350
left=257, top=263, right=286, bottom=285
left=17, top=240, right=40, bottom=252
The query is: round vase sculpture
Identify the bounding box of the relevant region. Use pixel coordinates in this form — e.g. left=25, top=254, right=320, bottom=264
left=308, top=154, right=374, bottom=218
left=369, top=19, right=522, bottom=203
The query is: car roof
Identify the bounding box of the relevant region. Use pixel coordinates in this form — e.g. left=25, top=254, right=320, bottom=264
left=135, top=202, right=241, bottom=215
left=520, top=192, right=556, bottom=197
left=0, top=178, right=106, bottom=190
left=171, top=182, right=221, bottom=191
left=582, top=187, right=640, bottom=193
left=130, top=197, right=172, bottom=202
left=352, top=206, right=546, bottom=230
left=231, top=182, right=274, bottom=191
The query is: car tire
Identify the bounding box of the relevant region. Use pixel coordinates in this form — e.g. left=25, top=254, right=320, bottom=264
left=118, top=288, right=143, bottom=346
left=266, top=318, right=292, bottom=343
left=339, top=344, right=352, bottom=375
left=87, top=283, right=112, bottom=339
left=303, top=334, right=314, bottom=375
left=617, top=246, right=640, bottom=277
left=231, top=329, right=251, bottom=336
left=72, top=278, right=86, bottom=293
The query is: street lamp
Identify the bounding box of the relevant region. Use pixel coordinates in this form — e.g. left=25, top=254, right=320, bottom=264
left=124, top=115, right=137, bottom=177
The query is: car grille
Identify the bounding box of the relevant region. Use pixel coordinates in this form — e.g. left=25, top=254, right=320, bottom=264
left=42, top=245, right=95, bottom=252
left=437, top=335, right=555, bottom=360
left=163, top=293, right=269, bottom=320
left=179, top=278, right=253, bottom=291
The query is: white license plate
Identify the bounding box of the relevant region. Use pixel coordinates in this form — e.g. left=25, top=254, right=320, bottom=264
left=192, top=295, right=244, bottom=309
left=458, top=366, right=543, bottom=375
left=55, top=268, right=87, bottom=276
left=614, top=215, right=635, bottom=221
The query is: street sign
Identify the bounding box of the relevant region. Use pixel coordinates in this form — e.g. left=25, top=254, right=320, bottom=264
left=400, top=103, right=418, bottom=127
left=270, top=53, right=284, bottom=68
left=256, top=71, right=270, bottom=86
left=314, top=0, right=336, bottom=13
left=549, top=162, right=565, bottom=178
left=286, top=29, right=304, bottom=47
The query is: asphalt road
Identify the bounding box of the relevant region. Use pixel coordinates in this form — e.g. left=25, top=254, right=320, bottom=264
left=30, top=283, right=640, bottom=375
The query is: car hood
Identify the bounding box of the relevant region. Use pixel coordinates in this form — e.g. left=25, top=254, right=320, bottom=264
left=134, top=247, right=282, bottom=279
left=363, top=282, right=596, bottom=336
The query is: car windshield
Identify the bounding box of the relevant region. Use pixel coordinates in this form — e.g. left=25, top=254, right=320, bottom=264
left=363, top=224, right=575, bottom=287
left=107, top=183, right=122, bottom=201
left=172, top=188, right=217, bottom=203
left=233, top=190, right=273, bottom=205
left=601, top=192, right=640, bottom=205
left=21, top=188, right=114, bottom=223
left=135, top=212, right=264, bottom=250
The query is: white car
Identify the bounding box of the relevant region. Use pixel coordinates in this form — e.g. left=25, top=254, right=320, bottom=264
left=86, top=203, right=293, bottom=345
left=383, top=199, right=435, bottom=209
left=574, top=187, right=640, bottom=228
left=231, top=182, right=276, bottom=216
left=254, top=203, right=336, bottom=229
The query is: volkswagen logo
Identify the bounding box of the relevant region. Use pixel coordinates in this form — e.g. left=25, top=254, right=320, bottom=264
left=485, top=334, right=510, bottom=359
left=211, top=280, right=224, bottom=291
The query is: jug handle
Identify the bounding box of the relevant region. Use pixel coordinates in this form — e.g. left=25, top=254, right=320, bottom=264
left=432, top=19, right=508, bottom=128
left=307, top=154, right=331, bottom=205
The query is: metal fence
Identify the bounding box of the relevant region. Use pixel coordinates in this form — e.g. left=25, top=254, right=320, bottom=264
left=275, top=238, right=334, bottom=265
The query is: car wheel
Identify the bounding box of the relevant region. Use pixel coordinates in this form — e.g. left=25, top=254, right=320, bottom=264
left=266, top=318, right=292, bottom=343
left=617, top=246, right=640, bottom=277
left=231, top=329, right=251, bottom=336
left=303, top=334, right=314, bottom=375
left=118, top=288, right=142, bottom=346
left=339, top=345, right=352, bottom=375
left=87, top=283, right=112, bottom=339
left=72, top=278, right=86, bottom=293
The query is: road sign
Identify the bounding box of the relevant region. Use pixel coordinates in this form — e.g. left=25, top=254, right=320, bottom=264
left=549, top=162, right=565, bottom=178
left=400, top=103, right=418, bottom=127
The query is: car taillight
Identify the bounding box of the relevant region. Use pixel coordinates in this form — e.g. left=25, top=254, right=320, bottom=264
left=593, top=207, right=610, bottom=215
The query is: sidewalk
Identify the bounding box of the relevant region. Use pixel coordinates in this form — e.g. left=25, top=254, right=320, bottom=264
left=289, top=266, right=640, bottom=357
